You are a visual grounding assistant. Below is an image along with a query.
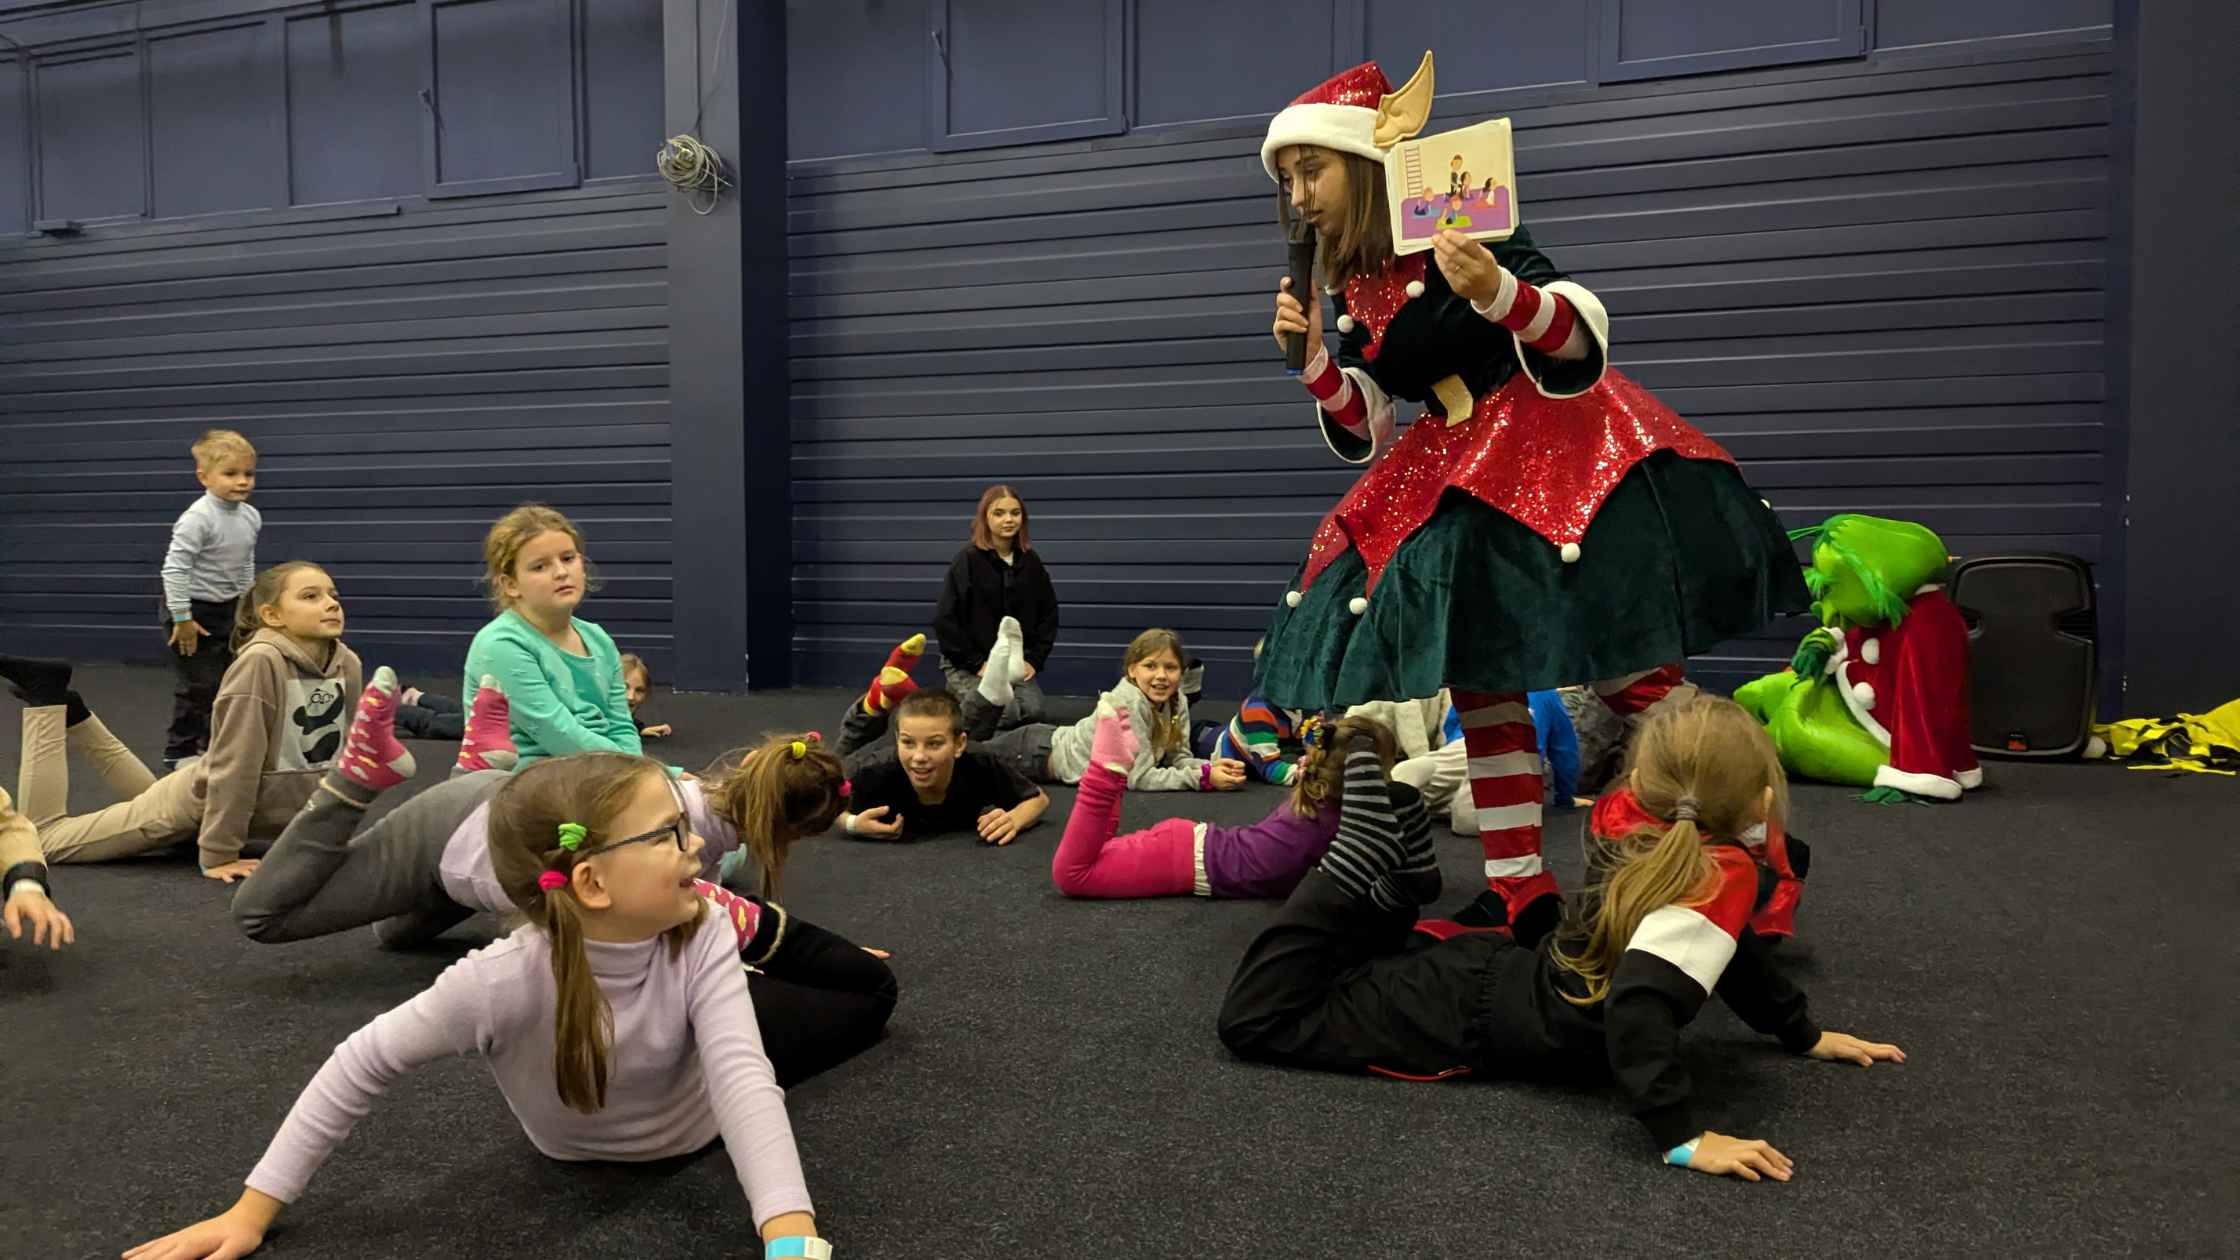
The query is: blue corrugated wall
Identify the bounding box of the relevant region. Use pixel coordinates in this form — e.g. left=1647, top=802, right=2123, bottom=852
left=0, top=185, right=674, bottom=679
left=786, top=46, right=2117, bottom=699
left=0, top=0, right=2135, bottom=704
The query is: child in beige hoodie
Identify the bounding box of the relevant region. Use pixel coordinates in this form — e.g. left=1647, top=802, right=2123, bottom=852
left=0, top=561, right=362, bottom=884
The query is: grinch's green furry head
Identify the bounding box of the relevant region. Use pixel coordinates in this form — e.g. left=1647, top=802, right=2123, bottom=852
left=1789, top=514, right=1949, bottom=628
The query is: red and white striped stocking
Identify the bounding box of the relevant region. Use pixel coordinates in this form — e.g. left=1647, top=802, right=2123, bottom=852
left=1593, top=663, right=1695, bottom=724
left=1451, top=688, right=1560, bottom=921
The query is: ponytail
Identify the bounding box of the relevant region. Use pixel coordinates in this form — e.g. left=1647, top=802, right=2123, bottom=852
left=1553, top=817, right=1715, bottom=1006
left=1290, top=714, right=1397, bottom=818
left=709, top=732, right=847, bottom=900
left=544, top=888, right=612, bottom=1112
left=1553, top=695, right=1786, bottom=1006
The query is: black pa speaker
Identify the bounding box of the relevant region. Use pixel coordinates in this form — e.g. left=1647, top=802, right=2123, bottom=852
left=1948, top=553, right=2097, bottom=757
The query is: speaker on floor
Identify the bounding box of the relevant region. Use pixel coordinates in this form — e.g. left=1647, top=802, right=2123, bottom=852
left=1948, top=553, right=2097, bottom=757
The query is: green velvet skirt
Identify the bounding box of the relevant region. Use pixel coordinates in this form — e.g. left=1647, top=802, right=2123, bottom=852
left=1257, top=452, right=1809, bottom=711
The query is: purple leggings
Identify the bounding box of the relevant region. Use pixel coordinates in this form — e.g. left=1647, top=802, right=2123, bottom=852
left=1051, top=763, right=1198, bottom=898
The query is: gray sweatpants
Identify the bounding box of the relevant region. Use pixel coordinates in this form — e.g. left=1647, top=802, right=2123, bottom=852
left=231, top=770, right=510, bottom=948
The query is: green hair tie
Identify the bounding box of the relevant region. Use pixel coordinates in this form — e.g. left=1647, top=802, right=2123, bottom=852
left=555, top=821, right=588, bottom=851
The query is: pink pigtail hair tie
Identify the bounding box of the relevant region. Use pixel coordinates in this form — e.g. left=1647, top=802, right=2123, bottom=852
left=536, top=869, right=568, bottom=892
left=839, top=779, right=853, bottom=799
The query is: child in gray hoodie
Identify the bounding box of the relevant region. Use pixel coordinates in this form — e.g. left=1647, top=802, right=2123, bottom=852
left=924, top=620, right=1243, bottom=792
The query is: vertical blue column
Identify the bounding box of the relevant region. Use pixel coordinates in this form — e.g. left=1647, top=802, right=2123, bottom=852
left=665, top=0, right=791, bottom=691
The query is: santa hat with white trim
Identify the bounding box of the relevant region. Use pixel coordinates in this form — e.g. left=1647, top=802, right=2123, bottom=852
left=1261, top=51, right=1437, bottom=183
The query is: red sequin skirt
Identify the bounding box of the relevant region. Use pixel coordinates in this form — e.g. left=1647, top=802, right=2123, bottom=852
left=1300, top=368, right=1735, bottom=594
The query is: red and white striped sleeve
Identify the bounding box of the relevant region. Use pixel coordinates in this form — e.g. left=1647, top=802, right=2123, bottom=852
left=1302, top=348, right=1395, bottom=466
left=1473, top=270, right=1611, bottom=399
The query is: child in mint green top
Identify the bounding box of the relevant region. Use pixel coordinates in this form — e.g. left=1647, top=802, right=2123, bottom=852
left=465, top=506, right=641, bottom=767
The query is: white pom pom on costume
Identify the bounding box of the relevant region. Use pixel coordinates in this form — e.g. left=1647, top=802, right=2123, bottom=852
left=1347, top=596, right=1368, bottom=615
left=1284, top=590, right=1302, bottom=608
left=1404, top=280, right=1426, bottom=299
left=1861, top=638, right=1881, bottom=665
left=1559, top=542, right=1582, bottom=564
left=1335, top=314, right=1356, bottom=333
left=1853, top=681, right=1876, bottom=710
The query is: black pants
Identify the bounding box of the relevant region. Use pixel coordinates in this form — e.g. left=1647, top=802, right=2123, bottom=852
left=163, top=597, right=239, bottom=762
left=394, top=692, right=466, bottom=742
left=1216, top=871, right=1511, bottom=1079
left=752, top=910, right=899, bottom=1088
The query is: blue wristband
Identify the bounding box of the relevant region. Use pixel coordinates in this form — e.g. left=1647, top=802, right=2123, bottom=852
left=1664, top=1138, right=1700, bottom=1167
left=766, top=1239, right=831, bottom=1260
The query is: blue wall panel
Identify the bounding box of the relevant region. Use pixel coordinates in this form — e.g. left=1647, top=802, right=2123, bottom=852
left=1365, top=0, right=1592, bottom=96
left=149, top=23, right=282, bottom=218
left=0, top=186, right=675, bottom=681
left=786, top=0, right=923, bottom=160
left=787, top=48, right=2120, bottom=699
left=428, top=0, right=578, bottom=192
left=0, top=59, right=24, bottom=234
left=930, top=0, right=1125, bottom=149
left=1134, top=0, right=1337, bottom=126
left=34, top=50, right=144, bottom=221
left=1602, top=0, right=1863, bottom=81
left=286, top=3, right=425, bottom=205
left=1877, top=0, right=2112, bottom=51
left=584, top=0, right=667, bottom=180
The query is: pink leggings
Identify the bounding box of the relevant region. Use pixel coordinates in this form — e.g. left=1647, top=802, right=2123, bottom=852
left=1051, top=763, right=1199, bottom=898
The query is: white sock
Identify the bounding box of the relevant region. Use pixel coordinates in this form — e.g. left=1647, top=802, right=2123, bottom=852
left=979, top=634, right=1016, bottom=708
left=997, top=616, right=1029, bottom=683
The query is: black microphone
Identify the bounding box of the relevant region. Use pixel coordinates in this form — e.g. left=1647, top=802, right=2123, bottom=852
left=1285, top=220, right=1318, bottom=375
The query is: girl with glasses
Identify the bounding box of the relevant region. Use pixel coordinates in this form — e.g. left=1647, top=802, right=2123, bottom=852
left=225, top=669, right=894, bottom=1088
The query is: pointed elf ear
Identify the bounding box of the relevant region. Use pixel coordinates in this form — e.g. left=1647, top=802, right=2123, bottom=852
left=1374, top=51, right=1436, bottom=147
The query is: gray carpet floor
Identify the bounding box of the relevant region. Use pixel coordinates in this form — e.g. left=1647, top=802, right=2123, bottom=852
left=3, top=664, right=2234, bottom=1259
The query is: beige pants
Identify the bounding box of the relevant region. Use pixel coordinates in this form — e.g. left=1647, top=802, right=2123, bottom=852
left=20, top=706, right=204, bottom=863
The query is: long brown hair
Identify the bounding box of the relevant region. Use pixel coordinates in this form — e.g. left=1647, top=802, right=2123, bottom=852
left=969, top=484, right=1033, bottom=552
left=230, top=560, right=331, bottom=652
left=1554, top=697, right=1787, bottom=1007
left=485, top=754, right=704, bottom=1113
left=1289, top=714, right=1398, bottom=818
left=482, top=503, right=598, bottom=612
left=1120, top=628, right=1189, bottom=763
left=706, top=732, right=848, bottom=900
left=1274, top=146, right=1394, bottom=290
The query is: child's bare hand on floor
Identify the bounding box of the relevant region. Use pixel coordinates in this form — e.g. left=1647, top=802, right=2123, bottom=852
left=201, top=859, right=260, bottom=884
left=977, top=807, right=1023, bottom=845
left=1685, top=1132, right=1793, bottom=1183
left=3, top=889, right=73, bottom=950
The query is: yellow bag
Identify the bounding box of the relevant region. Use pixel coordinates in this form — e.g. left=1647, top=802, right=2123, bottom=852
left=2093, top=698, right=2240, bottom=775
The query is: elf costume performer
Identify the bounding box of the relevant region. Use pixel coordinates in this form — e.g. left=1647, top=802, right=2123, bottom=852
left=1736, top=514, right=1982, bottom=803
left=1256, top=52, right=1808, bottom=937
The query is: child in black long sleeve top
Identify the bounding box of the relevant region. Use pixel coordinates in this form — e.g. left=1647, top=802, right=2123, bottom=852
left=1217, top=697, right=1900, bottom=1182
left=932, top=485, right=1058, bottom=729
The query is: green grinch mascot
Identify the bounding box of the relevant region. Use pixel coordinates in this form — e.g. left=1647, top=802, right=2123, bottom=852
left=1737, top=514, right=1983, bottom=802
